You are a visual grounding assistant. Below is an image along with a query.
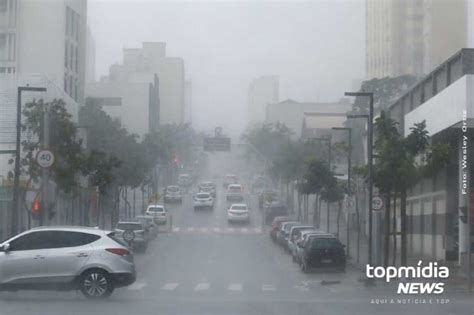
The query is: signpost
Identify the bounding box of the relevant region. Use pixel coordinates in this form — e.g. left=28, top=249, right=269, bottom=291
left=36, top=150, right=55, bottom=168
left=203, top=137, right=231, bottom=151
left=372, top=195, right=384, bottom=211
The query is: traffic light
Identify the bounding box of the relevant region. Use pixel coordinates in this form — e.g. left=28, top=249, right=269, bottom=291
left=32, top=199, right=42, bottom=219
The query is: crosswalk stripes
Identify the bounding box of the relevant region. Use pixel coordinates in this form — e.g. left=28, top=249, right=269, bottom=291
left=161, top=283, right=179, bottom=291
left=228, top=283, right=242, bottom=291
left=262, top=284, right=276, bottom=291
left=128, top=282, right=147, bottom=290
left=171, top=226, right=262, bottom=235
left=194, top=282, right=210, bottom=291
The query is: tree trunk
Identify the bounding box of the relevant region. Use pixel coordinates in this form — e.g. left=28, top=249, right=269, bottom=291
left=336, top=200, right=342, bottom=239
left=297, top=191, right=302, bottom=221
left=400, top=189, right=407, bottom=266
left=327, top=202, right=330, bottom=233
left=317, top=197, right=322, bottom=228
left=392, top=193, right=397, bottom=266
left=383, top=192, right=391, bottom=268
left=355, top=191, right=361, bottom=264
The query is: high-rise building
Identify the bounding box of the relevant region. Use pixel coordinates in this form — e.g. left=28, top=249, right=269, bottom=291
left=184, top=80, right=192, bottom=125
left=0, top=0, right=87, bottom=103
left=366, top=0, right=467, bottom=79
left=85, top=25, right=96, bottom=85
left=247, top=75, right=279, bottom=124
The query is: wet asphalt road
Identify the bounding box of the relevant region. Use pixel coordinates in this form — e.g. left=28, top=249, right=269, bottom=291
left=0, top=151, right=472, bottom=315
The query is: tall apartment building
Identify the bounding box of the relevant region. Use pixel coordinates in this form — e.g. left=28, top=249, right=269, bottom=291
left=366, top=0, right=467, bottom=79
left=0, top=0, right=87, bottom=103
left=89, top=42, right=185, bottom=127
left=247, top=75, right=279, bottom=124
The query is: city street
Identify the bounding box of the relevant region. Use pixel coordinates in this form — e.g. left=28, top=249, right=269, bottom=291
left=0, top=152, right=471, bottom=315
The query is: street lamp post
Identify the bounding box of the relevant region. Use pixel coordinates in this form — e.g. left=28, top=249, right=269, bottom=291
left=11, top=86, right=47, bottom=236
left=345, top=91, right=374, bottom=267
left=332, top=127, right=352, bottom=258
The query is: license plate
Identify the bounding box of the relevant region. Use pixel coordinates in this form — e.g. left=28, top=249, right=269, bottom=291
left=321, top=258, right=332, bottom=263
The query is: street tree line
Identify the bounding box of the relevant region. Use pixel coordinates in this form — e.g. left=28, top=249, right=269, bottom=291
left=10, top=97, right=197, bottom=227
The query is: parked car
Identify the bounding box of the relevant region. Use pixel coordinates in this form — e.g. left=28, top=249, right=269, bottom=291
left=293, top=230, right=326, bottom=263
left=145, top=204, right=167, bottom=225
left=287, top=225, right=316, bottom=257
left=0, top=226, right=136, bottom=299
left=226, top=184, right=244, bottom=201
left=264, top=201, right=288, bottom=224
left=276, top=221, right=301, bottom=248
left=299, top=234, right=346, bottom=273
left=164, top=185, right=183, bottom=203
left=198, top=181, right=216, bottom=197
left=223, top=174, right=238, bottom=188
left=227, top=203, right=250, bottom=223
left=114, top=220, right=149, bottom=252
left=193, top=192, right=214, bottom=210
left=270, top=216, right=291, bottom=241
left=135, top=215, right=158, bottom=239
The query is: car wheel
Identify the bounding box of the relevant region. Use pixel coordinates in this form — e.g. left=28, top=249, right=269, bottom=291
left=80, top=269, right=114, bottom=299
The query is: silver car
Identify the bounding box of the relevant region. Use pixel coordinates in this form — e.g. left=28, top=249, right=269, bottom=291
left=0, top=226, right=136, bottom=299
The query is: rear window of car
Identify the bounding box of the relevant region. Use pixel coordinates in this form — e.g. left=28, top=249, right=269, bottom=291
left=196, top=193, right=210, bottom=198
left=167, top=186, right=180, bottom=192
left=148, top=207, right=164, bottom=212
left=116, top=223, right=143, bottom=231
left=231, top=205, right=247, bottom=211
left=228, top=185, right=242, bottom=192
left=107, top=232, right=128, bottom=247
left=310, top=237, right=341, bottom=249
left=200, top=182, right=213, bottom=187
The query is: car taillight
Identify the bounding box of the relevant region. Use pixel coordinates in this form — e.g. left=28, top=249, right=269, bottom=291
left=106, top=248, right=130, bottom=256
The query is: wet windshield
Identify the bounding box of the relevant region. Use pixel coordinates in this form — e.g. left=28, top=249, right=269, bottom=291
left=0, top=1, right=471, bottom=314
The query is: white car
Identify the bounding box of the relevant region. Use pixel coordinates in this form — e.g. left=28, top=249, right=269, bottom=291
left=227, top=203, right=250, bottom=223
left=0, top=226, right=136, bottom=299
left=193, top=192, right=214, bottom=209
left=145, top=204, right=167, bottom=224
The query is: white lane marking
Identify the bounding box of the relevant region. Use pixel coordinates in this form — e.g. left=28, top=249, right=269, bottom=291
left=172, top=227, right=180, bottom=232
left=199, top=227, right=208, bottom=233
left=194, top=282, right=210, bottom=291
left=161, top=282, right=179, bottom=291
left=213, top=227, right=221, bottom=233
left=228, top=283, right=242, bottom=291
left=226, top=227, right=234, bottom=233
left=128, top=282, right=147, bottom=290
left=187, top=227, right=195, bottom=232
left=254, top=228, right=262, bottom=233
left=241, top=227, right=248, bottom=233
left=262, top=284, right=276, bottom=291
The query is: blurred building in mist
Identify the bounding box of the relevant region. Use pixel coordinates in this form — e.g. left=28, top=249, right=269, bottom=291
left=247, top=76, right=279, bottom=124
left=366, top=0, right=467, bottom=79
left=85, top=25, right=96, bottom=85
left=86, top=42, right=185, bottom=136
left=0, top=0, right=88, bottom=104
left=184, top=80, right=192, bottom=125
left=265, top=98, right=352, bottom=139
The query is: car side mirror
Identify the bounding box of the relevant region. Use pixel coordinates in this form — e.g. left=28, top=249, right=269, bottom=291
left=1, top=243, right=10, bottom=252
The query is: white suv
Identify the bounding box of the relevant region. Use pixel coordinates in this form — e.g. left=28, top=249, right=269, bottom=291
left=0, top=226, right=136, bottom=299
left=145, top=204, right=167, bottom=224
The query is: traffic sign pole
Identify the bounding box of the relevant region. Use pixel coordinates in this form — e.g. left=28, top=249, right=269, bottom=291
left=42, top=106, right=50, bottom=226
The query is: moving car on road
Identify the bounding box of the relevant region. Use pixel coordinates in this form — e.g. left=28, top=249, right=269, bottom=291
left=299, top=234, right=346, bottom=273
left=114, top=220, right=149, bottom=252
left=223, top=174, right=238, bottom=188
left=164, top=185, right=183, bottom=203
left=193, top=192, right=214, bottom=210
left=227, top=203, right=250, bottom=223
left=198, top=181, right=216, bottom=197
left=178, top=173, right=192, bottom=188
left=0, top=226, right=136, bottom=299
left=145, top=204, right=168, bottom=225
left=226, top=183, right=244, bottom=201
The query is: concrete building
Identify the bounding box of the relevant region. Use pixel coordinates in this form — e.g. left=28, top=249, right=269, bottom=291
left=85, top=25, right=95, bottom=85
left=184, top=80, right=192, bottom=125
left=388, top=48, right=474, bottom=264
left=0, top=0, right=88, bottom=104
left=90, top=42, right=185, bottom=127
left=248, top=76, right=279, bottom=124
left=265, top=99, right=352, bottom=138
left=366, top=0, right=467, bottom=79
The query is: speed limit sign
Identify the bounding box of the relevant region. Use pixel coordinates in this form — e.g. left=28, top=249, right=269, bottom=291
left=372, top=195, right=384, bottom=211
left=36, top=150, right=55, bottom=168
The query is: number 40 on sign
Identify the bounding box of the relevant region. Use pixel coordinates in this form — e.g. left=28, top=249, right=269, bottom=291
left=36, top=150, right=55, bottom=168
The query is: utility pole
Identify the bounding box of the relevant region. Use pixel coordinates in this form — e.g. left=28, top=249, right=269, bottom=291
left=41, top=104, right=50, bottom=226
left=11, top=86, right=46, bottom=236
left=346, top=91, right=374, bottom=267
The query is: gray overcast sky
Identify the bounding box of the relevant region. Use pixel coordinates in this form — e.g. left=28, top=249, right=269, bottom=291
left=88, top=0, right=365, bottom=136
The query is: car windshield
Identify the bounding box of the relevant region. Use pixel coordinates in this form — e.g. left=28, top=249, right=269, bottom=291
left=116, top=223, right=143, bottom=231
left=148, top=207, right=164, bottom=212
left=3, top=1, right=468, bottom=314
